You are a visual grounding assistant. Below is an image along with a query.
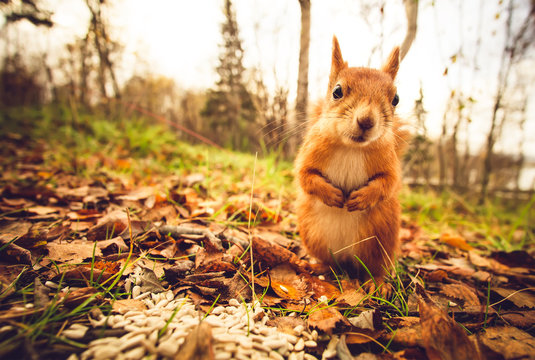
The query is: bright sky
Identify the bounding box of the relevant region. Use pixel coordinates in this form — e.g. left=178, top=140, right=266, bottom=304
left=3, top=0, right=535, bottom=176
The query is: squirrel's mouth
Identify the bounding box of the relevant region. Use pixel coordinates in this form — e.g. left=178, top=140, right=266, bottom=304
left=348, top=134, right=367, bottom=143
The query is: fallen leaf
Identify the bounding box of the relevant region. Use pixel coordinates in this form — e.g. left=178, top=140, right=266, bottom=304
left=491, top=250, right=535, bottom=269
left=164, top=260, right=195, bottom=284
left=0, top=264, right=29, bottom=297
left=176, top=321, right=214, bottom=360
left=139, top=267, right=165, bottom=293
left=344, top=329, right=384, bottom=344
left=97, top=236, right=129, bottom=255
left=27, top=205, right=59, bottom=216
left=334, top=279, right=366, bottom=306
left=425, top=269, right=449, bottom=282
left=60, top=287, right=100, bottom=307
left=440, top=233, right=473, bottom=251
left=305, top=274, right=341, bottom=300
left=116, top=186, right=157, bottom=201
left=501, top=310, right=535, bottom=328
left=86, top=220, right=127, bottom=241
left=308, top=307, right=351, bottom=334
left=492, top=287, right=535, bottom=309
left=441, top=283, right=481, bottom=307
left=384, top=324, right=424, bottom=347
left=67, top=209, right=101, bottom=221
left=55, top=265, right=116, bottom=284
left=265, top=316, right=307, bottom=334
left=252, top=236, right=309, bottom=272
left=112, top=299, right=147, bottom=313
left=347, top=309, right=378, bottom=330
left=478, top=326, right=535, bottom=360
left=0, top=221, right=32, bottom=241
left=0, top=238, right=32, bottom=264
left=269, top=264, right=308, bottom=300
left=419, top=297, right=481, bottom=360
left=33, top=277, right=50, bottom=309
left=46, top=241, right=102, bottom=263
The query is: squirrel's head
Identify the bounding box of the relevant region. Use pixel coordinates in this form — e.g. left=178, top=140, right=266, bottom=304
left=319, top=35, right=400, bottom=147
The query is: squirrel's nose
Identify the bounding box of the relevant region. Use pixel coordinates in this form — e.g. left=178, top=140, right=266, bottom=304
left=358, top=117, right=374, bottom=131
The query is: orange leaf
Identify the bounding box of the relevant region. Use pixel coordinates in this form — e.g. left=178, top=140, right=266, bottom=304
left=307, top=307, right=350, bottom=334
left=440, top=233, right=472, bottom=251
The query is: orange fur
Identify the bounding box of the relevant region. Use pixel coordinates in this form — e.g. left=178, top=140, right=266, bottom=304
left=295, top=36, right=408, bottom=287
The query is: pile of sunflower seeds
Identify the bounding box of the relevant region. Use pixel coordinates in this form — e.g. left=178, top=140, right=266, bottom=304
left=61, top=268, right=341, bottom=360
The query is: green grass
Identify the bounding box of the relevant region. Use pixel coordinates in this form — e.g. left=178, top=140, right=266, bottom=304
left=400, top=187, right=534, bottom=251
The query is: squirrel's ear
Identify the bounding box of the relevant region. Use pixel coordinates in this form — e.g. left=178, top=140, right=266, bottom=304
left=381, top=46, right=400, bottom=80
left=329, top=36, right=346, bottom=89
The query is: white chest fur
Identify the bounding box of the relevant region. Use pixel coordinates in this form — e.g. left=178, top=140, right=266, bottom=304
left=323, top=147, right=368, bottom=193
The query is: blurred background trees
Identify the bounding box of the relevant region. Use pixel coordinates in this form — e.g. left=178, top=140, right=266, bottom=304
left=0, top=0, right=534, bottom=201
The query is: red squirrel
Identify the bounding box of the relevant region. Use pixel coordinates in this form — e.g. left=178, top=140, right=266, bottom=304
left=295, top=36, right=408, bottom=293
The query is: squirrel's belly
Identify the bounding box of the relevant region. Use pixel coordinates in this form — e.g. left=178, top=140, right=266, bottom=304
left=299, top=196, right=368, bottom=263
left=324, top=148, right=368, bottom=192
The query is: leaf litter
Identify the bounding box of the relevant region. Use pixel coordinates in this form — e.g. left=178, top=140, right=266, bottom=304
left=0, top=139, right=534, bottom=359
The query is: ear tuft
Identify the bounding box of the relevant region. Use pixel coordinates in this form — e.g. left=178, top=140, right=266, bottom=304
left=381, top=46, right=400, bottom=80
left=328, top=35, right=346, bottom=91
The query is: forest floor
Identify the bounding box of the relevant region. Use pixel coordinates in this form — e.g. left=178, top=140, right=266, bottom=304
left=0, top=108, right=534, bottom=360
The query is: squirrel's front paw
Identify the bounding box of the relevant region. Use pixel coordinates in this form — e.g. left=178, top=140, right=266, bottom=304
left=316, top=184, right=344, bottom=208
left=346, top=187, right=379, bottom=211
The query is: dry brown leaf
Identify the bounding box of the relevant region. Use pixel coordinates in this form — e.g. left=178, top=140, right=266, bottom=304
left=501, top=310, right=535, bottom=328
left=441, top=257, right=477, bottom=277
left=0, top=221, right=32, bottom=241
left=67, top=209, right=101, bottom=221
left=53, top=265, right=116, bottom=284
left=383, top=324, right=423, bottom=347
left=491, top=250, right=535, bottom=269
left=440, top=233, right=473, bottom=251
left=254, top=229, right=294, bottom=248
left=60, top=287, right=100, bottom=308
left=266, top=316, right=307, bottom=334
left=176, top=321, right=214, bottom=360
left=112, top=299, right=147, bottom=313
left=441, top=283, right=481, bottom=307
left=419, top=298, right=481, bottom=360
left=46, top=241, right=102, bottom=263
left=344, top=329, right=384, bottom=344
left=336, top=288, right=366, bottom=307
left=492, top=287, right=535, bottom=309
left=0, top=238, right=32, bottom=264
left=259, top=294, right=284, bottom=306
left=116, top=186, right=158, bottom=201
left=27, top=205, right=60, bottom=216
left=478, top=326, right=535, bottom=360
left=307, top=307, right=351, bottom=334
left=424, top=269, right=449, bottom=282
left=252, top=236, right=309, bottom=272
left=0, top=264, right=29, bottom=297
left=303, top=274, right=341, bottom=300
left=86, top=220, right=127, bottom=241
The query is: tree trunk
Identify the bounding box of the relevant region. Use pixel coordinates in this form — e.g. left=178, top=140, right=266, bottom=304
left=400, top=0, right=418, bottom=61
left=79, top=34, right=90, bottom=107
left=479, top=0, right=513, bottom=204
left=293, top=0, right=311, bottom=153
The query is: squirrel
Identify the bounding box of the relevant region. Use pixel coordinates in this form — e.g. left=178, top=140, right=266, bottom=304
left=295, top=36, right=409, bottom=294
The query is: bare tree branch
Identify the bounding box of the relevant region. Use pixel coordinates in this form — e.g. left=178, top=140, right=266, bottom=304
left=400, top=0, right=418, bottom=61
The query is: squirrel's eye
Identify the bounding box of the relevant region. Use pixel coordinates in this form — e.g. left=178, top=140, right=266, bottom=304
left=332, top=85, right=343, bottom=99
left=392, top=93, right=399, bottom=106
